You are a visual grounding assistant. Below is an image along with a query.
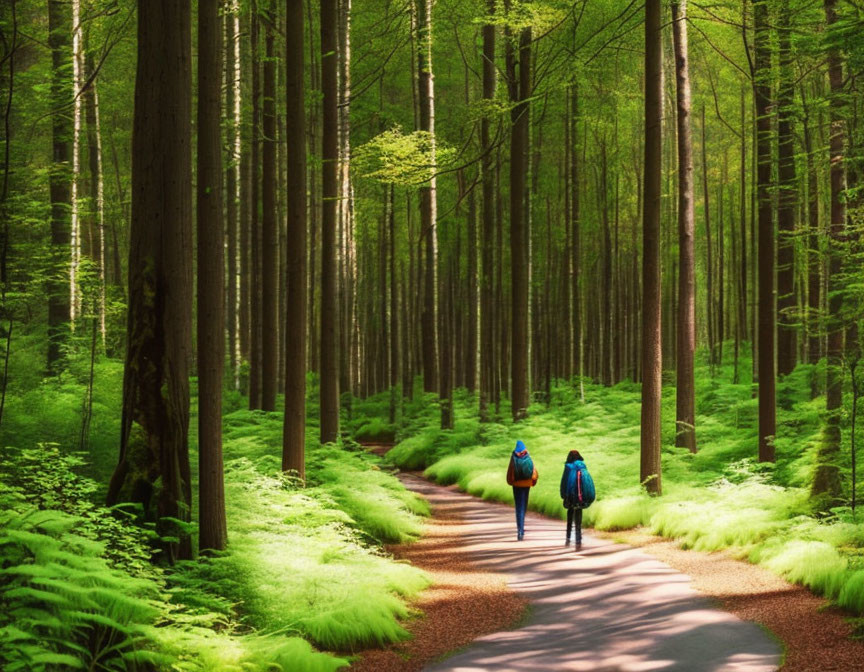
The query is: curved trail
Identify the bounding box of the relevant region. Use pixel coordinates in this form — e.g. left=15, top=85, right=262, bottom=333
left=399, top=474, right=781, bottom=672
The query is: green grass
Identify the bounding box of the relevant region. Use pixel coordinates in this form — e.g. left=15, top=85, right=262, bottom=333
left=1, top=351, right=432, bottom=669
left=386, top=347, right=864, bottom=615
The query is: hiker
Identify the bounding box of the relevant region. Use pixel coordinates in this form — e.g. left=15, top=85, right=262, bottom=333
left=559, top=450, right=595, bottom=551
left=506, top=440, right=538, bottom=541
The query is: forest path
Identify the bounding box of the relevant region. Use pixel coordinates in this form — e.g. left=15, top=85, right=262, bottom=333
left=398, top=474, right=782, bottom=672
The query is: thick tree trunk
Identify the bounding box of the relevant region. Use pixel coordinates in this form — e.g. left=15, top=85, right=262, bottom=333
left=754, top=0, right=776, bottom=462
left=47, top=0, right=72, bottom=373
left=641, top=0, right=662, bottom=495
left=283, top=0, right=307, bottom=476
left=776, top=0, right=797, bottom=378
left=197, top=0, right=227, bottom=553
left=813, top=0, right=845, bottom=500
left=672, top=0, right=696, bottom=452
left=319, top=0, right=340, bottom=443
left=107, top=0, right=193, bottom=563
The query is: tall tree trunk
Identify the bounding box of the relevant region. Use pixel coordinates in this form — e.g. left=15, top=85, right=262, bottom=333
left=416, top=0, right=439, bottom=395
left=197, top=0, right=227, bottom=553
left=82, top=47, right=106, bottom=348
left=47, top=0, right=72, bottom=373
left=508, top=19, right=531, bottom=422
left=319, top=0, right=340, bottom=443
left=754, top=0, right=776, bottom=462
left=571, top=84, right=582, bottom=394
left=812, top=0, right=845, bottom=499
left=776, top=0, right=797, bottom=377
left=260, top=0, right=278, bottom=410
left=479, top=1, right=495, bottom=421
left=702, top=106, right=714, bottom=370
left=248, top=4, right=263, bottom=408
left=389, top=184, right=399, bottom=423
left=641, top=0, right=663, bottom=495
left=225, top=2, right=241, bottom=389
left=672, top=0, right=696, bottom=452
left=802, top=86, right=821, bottom=368
left=283, top=0, right=307, bottom=475
left=106, top=0, right=193, bottom=563
left=738, top=87, right=748, bottom=380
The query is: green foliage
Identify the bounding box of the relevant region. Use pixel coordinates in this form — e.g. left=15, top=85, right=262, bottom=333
left=353, top=127, right=456, bottom=186
left=388, top=353, right=864, bottom=615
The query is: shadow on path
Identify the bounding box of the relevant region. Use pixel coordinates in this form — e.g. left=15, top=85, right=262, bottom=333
left=400, top=475, right=781, bottom=672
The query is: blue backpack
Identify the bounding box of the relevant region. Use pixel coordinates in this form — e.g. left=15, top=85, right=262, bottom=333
left=513, top=452, right=534, bottom=481
left=563, top=461, right=595, bottom=509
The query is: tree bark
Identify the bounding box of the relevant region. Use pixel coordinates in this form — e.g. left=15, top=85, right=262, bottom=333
left=283, top=0, right=307, bottom=475
left=754, top=0, right=776, bottom=462
left=260, top=0, right=278, bottom=410
left=479, top=2, right=495, bottom=421
left=248, top=4, right=263, bottom=408
left=508, top=21, right=531, bottom=422
left=319, top=0, right=340, bottom=443
left=107, top=0, right=193, bottom=563
left=197, top=0, right=227, bottom=553
left=672, top=0, right=696, bottom=452
left=47, top=0, right=72, bottom=373
left=776, top=0, right=797, bottom=377
left=641, top=0, right=663, bottom=495
left=812, top=0, right=845, bottom=499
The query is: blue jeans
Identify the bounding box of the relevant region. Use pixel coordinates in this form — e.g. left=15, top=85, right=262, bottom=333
left=513, top=486, right=530, bottom=536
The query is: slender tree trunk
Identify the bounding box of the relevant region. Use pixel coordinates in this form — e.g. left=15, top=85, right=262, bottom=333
left=776, top=0, right=797, bottom=377
left=702, top=106, right=714, bottom=370
left=754, top=0, right=776, bottom=462
left=107, top=0, right=193, bottom=563
left=672, top=0, right=696, bottom=452
left=249, top=4, right=263, bottom=408
left=415, top=0, right=439, bottom=395
left=283, top=0, right=307, bottom=475
left=260, top=0, right=278, bottom=410
left=802, top=87, right=821, bottom=369
left=813, top=0, right=845, bottom=499
left=225, top=2, right=241, bottom=389
left=641, top=0, right=663, bottom=495
left=571, top=84, right=582, bottom=394
left=389, top=184, right=399, bottom=423
left=47, top=0, right=72, bottom=373
left=738, top=88, right=748, bottom=380
left=479, top=2, right=495, bottom=420
left=197, top=0, right=227, bottom=553
left=82, top=48, right=106, bottom=349
left=320, top=0, right=340, bottom=443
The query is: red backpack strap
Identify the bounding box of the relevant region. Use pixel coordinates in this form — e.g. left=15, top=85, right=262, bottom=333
left=577, top=468, right=583, bottom=503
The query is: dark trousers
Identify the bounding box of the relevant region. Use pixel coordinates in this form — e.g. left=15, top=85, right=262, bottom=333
left=513, top=486, right=530, bottom=536
left=566, top=507, right=583, bottom=543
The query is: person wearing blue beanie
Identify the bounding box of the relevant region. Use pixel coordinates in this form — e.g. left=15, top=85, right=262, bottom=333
left=506, top=440, right=538, bottom=540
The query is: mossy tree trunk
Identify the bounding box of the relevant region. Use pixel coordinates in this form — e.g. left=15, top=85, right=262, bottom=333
left=107, top=0, right=193, bottom=563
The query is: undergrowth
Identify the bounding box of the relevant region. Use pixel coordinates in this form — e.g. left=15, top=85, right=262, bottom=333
left=385, top=347, right=864, bottom=616
left=0, top=354, right=430, bottom=670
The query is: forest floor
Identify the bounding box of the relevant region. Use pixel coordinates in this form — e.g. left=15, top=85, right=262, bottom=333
left=351, top=459, right=864, bottom=671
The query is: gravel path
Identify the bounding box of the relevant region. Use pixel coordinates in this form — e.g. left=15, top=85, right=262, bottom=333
left=397, top=475, right=782, bottom=672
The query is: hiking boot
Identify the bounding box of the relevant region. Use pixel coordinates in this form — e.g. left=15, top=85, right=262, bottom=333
left=575, top=542, right=582, bottom=551
left=565, top=537, right=571, bottom=547
left=517, top=533, right=524, bottom=541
